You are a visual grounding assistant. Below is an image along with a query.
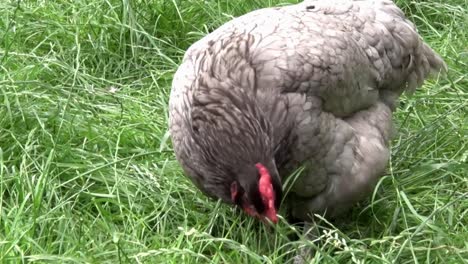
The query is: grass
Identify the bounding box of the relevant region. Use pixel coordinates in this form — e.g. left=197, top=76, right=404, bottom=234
left=0, top=0, right=466, bottom=263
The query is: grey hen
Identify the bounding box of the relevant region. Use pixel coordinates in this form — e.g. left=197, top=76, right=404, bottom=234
left=169, top=0, right=446, bottom=224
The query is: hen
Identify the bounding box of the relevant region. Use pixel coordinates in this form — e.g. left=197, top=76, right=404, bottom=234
left=169, top=0, right=445, bottom=225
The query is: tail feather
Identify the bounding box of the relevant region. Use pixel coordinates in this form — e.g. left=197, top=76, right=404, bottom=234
left=372, top=0, right=447, bottom=105
left=406, top=42, right=446, bottom=93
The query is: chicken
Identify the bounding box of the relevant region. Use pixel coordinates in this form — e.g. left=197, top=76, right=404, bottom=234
left=168, top=0, right=446, bottom=225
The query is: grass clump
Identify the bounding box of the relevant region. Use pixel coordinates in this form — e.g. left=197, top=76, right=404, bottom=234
left=0, top=0, right=466, bottom=263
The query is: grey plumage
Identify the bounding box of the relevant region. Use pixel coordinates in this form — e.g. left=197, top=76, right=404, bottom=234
left=169, top=0, right=446, bottom=221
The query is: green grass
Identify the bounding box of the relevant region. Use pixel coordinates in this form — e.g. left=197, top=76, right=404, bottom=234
left=0, top=0, right=466, bottom=263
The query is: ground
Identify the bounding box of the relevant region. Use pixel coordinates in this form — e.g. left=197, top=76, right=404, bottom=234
left=0, top=0, right=466, bottom=263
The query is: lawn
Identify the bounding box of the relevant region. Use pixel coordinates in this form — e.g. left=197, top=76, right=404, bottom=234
left=0, top=0, right=466, bottom=263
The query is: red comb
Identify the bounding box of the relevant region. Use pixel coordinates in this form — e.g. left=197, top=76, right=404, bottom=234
left=255, top=163, right=278, bottom=223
